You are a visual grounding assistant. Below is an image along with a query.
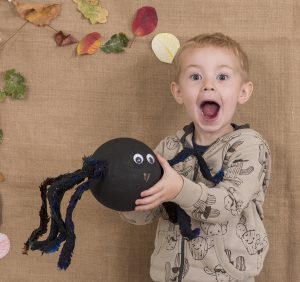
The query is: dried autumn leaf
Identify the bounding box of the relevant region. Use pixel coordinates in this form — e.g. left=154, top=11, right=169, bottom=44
left=73, top=0, right=108, bottom=24
left=132, top=6, right=158, bottom=36
left=151, top=33, right=180, bottom=64
left=2, top=69, right=26, bottom=100
left=77, top=32, right=101, bottom=55
left=0, top=91, right=6, bottom=102
left=55, top=31, right=78, bottom=46
left=12, top=0, right=62, bottom=26
left=101, top=33, right=129, bottom=53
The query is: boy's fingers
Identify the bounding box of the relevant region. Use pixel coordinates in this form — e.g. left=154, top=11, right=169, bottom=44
left=135, top=200, right=161, bottom=211
left=135, top=193, right=161, bottom=206
left=140, top=182, right=161, bottom=197
left=156, top=153, right=170, bottom=170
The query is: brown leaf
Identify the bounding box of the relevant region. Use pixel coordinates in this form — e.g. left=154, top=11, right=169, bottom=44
left=12, top=0, right=62, bottom=26
left=54, top=31, right=78, bottom=46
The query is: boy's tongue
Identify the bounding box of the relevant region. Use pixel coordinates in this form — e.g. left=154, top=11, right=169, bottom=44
left=201, top=102, right=219, bottom=119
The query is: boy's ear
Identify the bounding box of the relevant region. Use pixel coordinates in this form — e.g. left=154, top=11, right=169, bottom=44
left=170, top=81, right=183, bottom=104
left=238, top=81, right=253, bottom=104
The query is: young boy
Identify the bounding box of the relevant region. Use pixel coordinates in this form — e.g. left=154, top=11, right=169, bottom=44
left=120, top=33, right=271, bottom=282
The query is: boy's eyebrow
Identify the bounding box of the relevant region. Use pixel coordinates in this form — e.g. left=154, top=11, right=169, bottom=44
left=184, top=64, right=234, bottom=70
left=218, top=64, right=234, bottom=70
left=185, top=64, right=202, bottom=69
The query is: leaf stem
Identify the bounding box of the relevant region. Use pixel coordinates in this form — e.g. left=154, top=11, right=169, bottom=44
left=0, top=21, right=27, bottom=50
left=47, top=24, right=59, bottom=33
left=128, top=35, right=136, bottom=48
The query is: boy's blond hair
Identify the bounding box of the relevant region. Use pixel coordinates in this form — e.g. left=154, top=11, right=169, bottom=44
left=173, top=33, right=250, bottom=81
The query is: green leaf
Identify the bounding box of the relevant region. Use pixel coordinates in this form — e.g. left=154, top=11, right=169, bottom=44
left=0, top=129, right=3, bottom=144
left=101, top=33, right=129, bottom=53
left=3, top=69, right=26, bottom=100
left=0, top=90, right=6, bottom=102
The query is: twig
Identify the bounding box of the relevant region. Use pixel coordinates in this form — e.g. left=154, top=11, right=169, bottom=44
left=0, top=21, right=27, bottom=50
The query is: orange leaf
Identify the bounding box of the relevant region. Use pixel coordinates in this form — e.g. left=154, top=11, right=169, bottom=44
left=12, top=0, right=62, bottom=26
left=77, top=32, right=101, bottom=55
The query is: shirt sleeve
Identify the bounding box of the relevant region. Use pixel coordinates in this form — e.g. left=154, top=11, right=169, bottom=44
left=172, top=136, right=271, bottom=224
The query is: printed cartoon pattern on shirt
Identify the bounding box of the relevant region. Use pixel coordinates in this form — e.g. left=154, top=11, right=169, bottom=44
left=156, top=222, right=180, bottom=254
left=224, top=187, right=245, bottom=216
left=164, top=231, right=180, bottom=251
left=204, top=249, right=246, bottom=282
left=166, top=136, right=181, bottom=150
left=225, top=249, right=246, bottom=271
left=165, top=136, right=195, bottom=178
left=236, top=215, right=268, bottom=269
left=175, top=163, right=194, bottom=179
left=222, top=140, right=254, bottom=186
left=188, top=236, right=208, bottom=260
left=204, top=264, right=234, bottom=282
left=258, top=143, right=269, bottom=193
left=206, top=131, right=242, bottom=154
left=199, top=221, right=228, bottom=249
left=165, top=253, right=189, bottom=282
left=191, top=194, right=220, bottom=221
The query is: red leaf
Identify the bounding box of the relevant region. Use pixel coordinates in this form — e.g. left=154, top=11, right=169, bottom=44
left=132, top=6, right=158, bottom=37
left=54, top=31, right=78, bottom=46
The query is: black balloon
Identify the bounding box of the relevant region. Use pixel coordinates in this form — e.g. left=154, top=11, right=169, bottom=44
left=89, top=138, right=163, bottom=211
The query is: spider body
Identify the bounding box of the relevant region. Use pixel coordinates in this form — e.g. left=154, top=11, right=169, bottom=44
left=90, top=138, right=162, bottom=211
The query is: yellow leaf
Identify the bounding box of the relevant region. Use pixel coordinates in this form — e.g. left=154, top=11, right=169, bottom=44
left=73, top=0, right=108, bottom=24
left=12, top=0, right=62, bottom=26
left=151, top=33, right=180, bottom=64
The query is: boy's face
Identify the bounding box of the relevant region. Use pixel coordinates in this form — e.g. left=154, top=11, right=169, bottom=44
left=171, top=46, right=253, bottom=142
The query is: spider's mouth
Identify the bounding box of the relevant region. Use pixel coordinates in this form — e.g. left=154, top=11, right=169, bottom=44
left=200, top=101, right=220, bottom=120
left=144, top=173, right=150, bottom=182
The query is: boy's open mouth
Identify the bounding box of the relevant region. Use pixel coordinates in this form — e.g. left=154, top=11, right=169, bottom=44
left=200, top=101, right=220, bottom=120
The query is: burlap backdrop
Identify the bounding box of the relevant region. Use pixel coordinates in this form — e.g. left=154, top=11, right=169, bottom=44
left=0, top=0, right=299, bottom=281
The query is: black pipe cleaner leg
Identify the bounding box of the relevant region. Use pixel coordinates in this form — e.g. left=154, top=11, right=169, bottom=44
left=24, top=156, right=107, bottom=270
left=58, top=159, right=107, bottom=270
left=23, top=175, right=66, bottom=254
left=29, top=170, right=86, bottom=253
left=26, top=156, right=101, bottom=254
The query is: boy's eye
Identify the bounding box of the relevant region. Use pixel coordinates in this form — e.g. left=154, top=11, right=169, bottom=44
left=190, top=73, right=202, bottom=81
left=217, top=74, right=229, bottom=81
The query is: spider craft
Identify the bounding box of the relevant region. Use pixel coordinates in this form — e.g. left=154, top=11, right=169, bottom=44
left=24, top=137, right=223, bottom=270
left=23, top=138, right=162, bottom=268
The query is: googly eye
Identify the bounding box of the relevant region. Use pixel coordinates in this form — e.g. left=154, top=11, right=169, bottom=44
left=146, top=154, right=155, bottom=164
left=133, top=153, right=144, bottom=164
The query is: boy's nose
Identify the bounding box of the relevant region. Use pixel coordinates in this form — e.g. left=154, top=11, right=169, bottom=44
left=202, top=78, right=215, bottom=92
left=203, top=86, right=215, bottom=91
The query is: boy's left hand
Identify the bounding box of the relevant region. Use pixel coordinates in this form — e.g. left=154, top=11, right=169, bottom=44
left=135, top=153, right=183, bottom=211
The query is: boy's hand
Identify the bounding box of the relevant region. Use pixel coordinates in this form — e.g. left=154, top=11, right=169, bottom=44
left=135, top=153, right=183, bottom=211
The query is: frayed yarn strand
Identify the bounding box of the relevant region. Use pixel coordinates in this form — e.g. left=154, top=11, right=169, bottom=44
left=23, top=157, right=107, bottom=270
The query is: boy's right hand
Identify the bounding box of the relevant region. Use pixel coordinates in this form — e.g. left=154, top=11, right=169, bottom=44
left=134, top=154, right=183, bottom=211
